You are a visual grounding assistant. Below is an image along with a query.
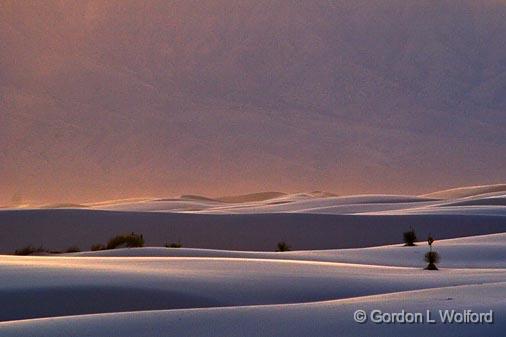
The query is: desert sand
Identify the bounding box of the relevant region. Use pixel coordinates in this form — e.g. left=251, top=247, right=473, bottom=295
left=0, top=184, right=505, bottom=335
left=0, top=184, right=505, bottom=252
left=0, top=233, right=505, bottom=335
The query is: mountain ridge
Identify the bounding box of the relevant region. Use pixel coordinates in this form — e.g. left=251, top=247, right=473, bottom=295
left=1, top=0, right=505, bottom=204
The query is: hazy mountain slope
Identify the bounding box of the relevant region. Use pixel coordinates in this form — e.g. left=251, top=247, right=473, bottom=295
left=1, top=0, right=505, bottom=204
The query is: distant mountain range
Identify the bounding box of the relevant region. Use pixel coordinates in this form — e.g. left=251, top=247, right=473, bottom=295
left=1, top=0, right=505, bottom=204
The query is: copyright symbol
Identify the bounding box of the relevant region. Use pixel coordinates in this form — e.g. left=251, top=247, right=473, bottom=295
left=354, top=309, right=367, bottom=323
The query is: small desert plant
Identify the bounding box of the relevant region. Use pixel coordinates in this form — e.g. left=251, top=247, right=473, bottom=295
left=14, top=245, right=47, bottom=256
left=276, top=241, right=291, bottom=252
left=65, top=246, right=81, bottom=253
left=165, top=241, right=182, bottom=248
left=424, top=234, right=439, bottom=270
left=403, top=229, right=417, bottom=246
left=424, top=251, right=440, bottom=270
left=106, top=232, right=144, bottom=249
left=90, top=243, right=106, bottom=251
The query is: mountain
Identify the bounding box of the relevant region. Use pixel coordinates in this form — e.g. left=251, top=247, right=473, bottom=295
left=1, top=0, right=505, bottom=204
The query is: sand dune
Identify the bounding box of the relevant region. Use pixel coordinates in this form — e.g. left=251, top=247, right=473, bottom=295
left=216, top=192, right=287, bottom=203
left=1, top=184, right=505, bottom=253
left=1, top=209, right=505, bottom=253
left=440, top=196, right=506, bottom=207
left=1, top=184, right=505, bottom=335
left=2, top=282, right=505, bottom=337
left=2, top=0, right=506, bottom=334
left=177, top=195, right=219, bottom=202
left=87, top=187, right=504, bottom=215
left=39, top=203, right=89, bottom=209
left=1, top=238, right=506, bottom=321
left=0, top=232, right=506, bottom=335
left=421, top=184, right=506, bottom=200
left=74, top=232, right=506, bottom=268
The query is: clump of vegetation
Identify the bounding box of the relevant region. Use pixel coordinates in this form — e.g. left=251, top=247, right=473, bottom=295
left=13, top=236, right=142, bottom=255
left=89, top=233, right=145, bottom=251
left=165, top=241, right=182, bottom=248
left=65, top=246, right=81, bottom=253
left=90, top=243, right=106, bottom=251
left=403, top=229, right=417, bottom=246
left=424, top=235, right=439, bottom=270
left=276, top=241, right=291, bottom=252
left=424, top=251, right=440, bottom=270
left=106, top=232, right=144, bottom=249
left=14, top=245, right=48, bottom=256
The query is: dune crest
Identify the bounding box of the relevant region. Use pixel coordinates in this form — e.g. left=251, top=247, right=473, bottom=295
left=422, top=184, right=506, bottom=199
left=216, top=192, right=287, bottom=203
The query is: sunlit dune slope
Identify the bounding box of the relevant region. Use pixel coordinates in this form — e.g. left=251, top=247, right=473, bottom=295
left=0, top=232, right=506, bottom=322
left=421, top=184, right=506, bottom=200
left=2, top=282, right=505, bottom=337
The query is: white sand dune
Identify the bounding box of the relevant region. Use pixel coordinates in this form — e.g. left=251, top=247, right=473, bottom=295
left=1, top=232, right=506, bottom=335
left=1, top=184, right=505, bottom=252
left=1, top=246, right=506, bottom=322
left=90, top=193, right=437, bottom=214
left=1, top=184, right=505, bottom=335
left=2, top=282, right=505, bottom=337
left=421, top=184, right=506, bottom=200
left=74, top=232, right=506, bottom=268
left=1, top=209, right=505, bottom=252
left=85, top=185, right=505, bottom=216
left=440, top=195, right=506, bottom=207
left=0, top=232, right=505, bottom=335
left=90, top=199, right=222, bottom=212
left=216, top=192, right=288, bottom=203
left=189, top=194, right=438, bottom=215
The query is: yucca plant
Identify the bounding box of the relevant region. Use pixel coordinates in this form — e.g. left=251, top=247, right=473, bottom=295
left=424, top=251, right=440, bottom=270
left=276, top=241, right=291, bottom=252
left=403, top=229, right=417, bottom=246
left=424, top=234, right=439, bottom=270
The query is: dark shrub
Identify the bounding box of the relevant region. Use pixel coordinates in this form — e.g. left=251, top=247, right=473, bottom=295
left=276, top=241, right=291, bottom=252
left=165, top=242, right=182, bottom=248
left=14, top=245, right=47, bottom=256
left=65, top=246, right=81, bottom=253
left=90, top=243, right=106, bottom=251
left=403, top=229, right=417, bottom=246
left=424, top=251, right=440, bottom=270
left=106, top=232, right=144, bottom=249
